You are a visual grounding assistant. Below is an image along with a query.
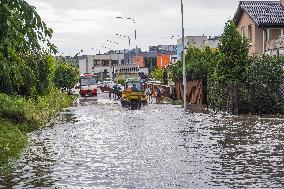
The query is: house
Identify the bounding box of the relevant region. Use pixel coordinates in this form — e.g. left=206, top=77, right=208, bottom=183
left=234, top=0, right=284, bottom=55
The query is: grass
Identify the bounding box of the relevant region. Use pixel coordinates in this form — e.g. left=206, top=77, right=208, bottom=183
left=0, top=121, right=27, bottom=165
left=171, top=100, right=183, bottom=106
left=0, top=87, right=74, bottom=165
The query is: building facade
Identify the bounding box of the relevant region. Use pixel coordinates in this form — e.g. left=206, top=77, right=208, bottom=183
left=234, top=0, right=284, bottom=55
left=78, top=53, right=124, bottom=79
left=176, top=36, right=220, bottom=60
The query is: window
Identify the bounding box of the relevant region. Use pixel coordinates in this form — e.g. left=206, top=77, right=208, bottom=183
left=93, top=60, right=100, bottom=67
left=241, top=26, right=246, bottom=39
left=102, top=60, right=109, bottom=66
left=112, top=60, right=118, bottom=65
left=248, top=25, right=252, bottom=43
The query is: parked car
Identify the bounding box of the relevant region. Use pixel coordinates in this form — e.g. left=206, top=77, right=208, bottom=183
left=100, top=81, right=114, bottom=92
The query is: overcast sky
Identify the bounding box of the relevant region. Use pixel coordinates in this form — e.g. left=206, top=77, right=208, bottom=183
left=26, top=0, right=243, bottom=56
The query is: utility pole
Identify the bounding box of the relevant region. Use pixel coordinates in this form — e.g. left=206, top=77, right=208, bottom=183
left=181, top=0, right=187, bottom=111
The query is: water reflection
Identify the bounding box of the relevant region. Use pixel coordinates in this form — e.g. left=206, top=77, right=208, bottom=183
left=0, top=95, right=284, bottom=188
left=209, top=115, right=284, bottom=188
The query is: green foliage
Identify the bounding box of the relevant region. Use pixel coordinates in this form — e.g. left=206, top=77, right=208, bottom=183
left=151, top=68, right=165, bottom=83
left=244, top=55, right=284, bottom=114
left=168, top=46, right=219, bottom=82
left=168, top=60, right=182, bottom=82
left=208, top=20, right=249, bottom=111
left=0, top=54, right=56, bottom=97
left=0, top=1, right=76, bottom=165
left=216, top=20, right=249, bottom=83
left=208, top=20, right=284, bottom=114
left=0, top=88, right=74, bottom=165
left=0, top=0, right=57, bottom=97
left=0, top=121, right=27, bottom=165
left=118, top=79, right=126, bottom=86
left=0, top=0, right=57, bottom=56
left=54, top=60, right=79, bottom=91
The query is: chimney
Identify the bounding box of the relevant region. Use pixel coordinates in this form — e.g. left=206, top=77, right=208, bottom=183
left=281, top=0, right=284, bottom=7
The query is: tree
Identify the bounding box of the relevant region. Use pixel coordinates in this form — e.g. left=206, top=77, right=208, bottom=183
left=215, top=20, right=249, bottom=83
left=54, top=61, right=79, bottom=92
left=208, top=20, right=249, bottom=111
left=0, top=0, right=57, bottom=57
left=0, top=0, right=58, bottom=97
left=151, top=69, right=165, bottom=83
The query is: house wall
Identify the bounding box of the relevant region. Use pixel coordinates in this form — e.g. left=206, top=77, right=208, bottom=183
left=79, top=58, right=87, bottom=74
left=255, top=27, right=264, bottom=55
left=237, top=12, right=284, bottom=56
left=237, top=11, right=261, bottom=55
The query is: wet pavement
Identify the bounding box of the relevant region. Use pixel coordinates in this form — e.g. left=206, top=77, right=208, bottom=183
left=1, top=93, right=284, bottom=188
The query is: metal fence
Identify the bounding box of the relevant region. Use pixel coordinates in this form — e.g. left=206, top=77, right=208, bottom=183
left=209, top=81, right=284, bottom=115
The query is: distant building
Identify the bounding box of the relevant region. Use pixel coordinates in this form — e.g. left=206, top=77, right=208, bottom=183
left=78, top=44, right=178, bottom=80
left=78, top=53, right=124, bottom=79
left=176, top=35, right=220, bottom=59
left=234, top=0, right=284, bottom=55
left=113, top=64, right=141, bottom=80
left=177, top=36, right=220, bottom=49
left=124, top=45, right=177, bottom=70
left=149, top=45, right=177, bottom=53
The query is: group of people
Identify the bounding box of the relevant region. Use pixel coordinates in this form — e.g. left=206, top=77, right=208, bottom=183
left=108, top=82, right=176, bottom=104
left=109, top=83, right=122, bottom=99
left=145, top=86, right=164, bottom=104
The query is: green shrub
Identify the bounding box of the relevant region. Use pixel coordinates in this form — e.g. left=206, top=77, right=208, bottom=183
left=118, top=79, right=126, bottom=86
left=0, top=121, right=27, bottom=165
left=0, top=88, right=74, bottom=165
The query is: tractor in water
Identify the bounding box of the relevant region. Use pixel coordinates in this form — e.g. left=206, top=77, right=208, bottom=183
left=120, top=79, right=147, bottom=110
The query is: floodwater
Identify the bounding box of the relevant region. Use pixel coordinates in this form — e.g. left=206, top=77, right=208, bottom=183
left=1, top=94, right=284, bottom=189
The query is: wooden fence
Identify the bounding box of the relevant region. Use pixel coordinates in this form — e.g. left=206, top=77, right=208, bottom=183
left=175, top=80, right=206, bottom=105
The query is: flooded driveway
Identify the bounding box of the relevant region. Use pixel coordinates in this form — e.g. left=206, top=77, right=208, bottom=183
left=1, top=94, right=284, bottom=188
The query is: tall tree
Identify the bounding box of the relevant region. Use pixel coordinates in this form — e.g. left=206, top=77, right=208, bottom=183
left=216, top=20, right=249, bottom=82
left=0, top=0, right=57, bottom=57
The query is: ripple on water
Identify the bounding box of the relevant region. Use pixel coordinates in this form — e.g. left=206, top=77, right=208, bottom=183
left=0, top=95, right=284, bottom=188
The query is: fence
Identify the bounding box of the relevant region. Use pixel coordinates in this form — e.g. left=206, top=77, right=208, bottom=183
left=175, top=80, right=206, bottom=105
left=208, top=81, right=284, bottom=114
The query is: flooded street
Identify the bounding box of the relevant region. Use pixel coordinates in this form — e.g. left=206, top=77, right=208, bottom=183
left=1, top=94, right=284, bottom=189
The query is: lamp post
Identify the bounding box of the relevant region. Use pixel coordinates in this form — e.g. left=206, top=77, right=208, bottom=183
left=181, top=0, right=187, bottom=111
left=116, top=33, right=131, bottom=49
left=115, top=16, right=137, bottom=64
left=92, top=48, right=100, bottom=55
left=106, top=40, right=120, bottom=79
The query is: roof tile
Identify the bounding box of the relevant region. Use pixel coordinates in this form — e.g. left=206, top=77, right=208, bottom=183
left=235, top=1, right=284, bottom=26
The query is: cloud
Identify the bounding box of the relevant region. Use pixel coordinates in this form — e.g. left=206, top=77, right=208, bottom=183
left=26, top=0, right=245, bottom=55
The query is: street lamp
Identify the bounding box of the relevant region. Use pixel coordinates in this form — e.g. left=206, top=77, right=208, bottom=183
left=115, top=16, right=137, bottom=64
left=106, top=40, right=119, bottom=45
left=181, top=0, right=187, bottom=111
left=116, top=33, right=131, bottom=49
left=92, top=48, right=100, bottom=55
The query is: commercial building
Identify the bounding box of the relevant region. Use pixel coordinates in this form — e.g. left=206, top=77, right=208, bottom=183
left=78, top=52, right=124, bottom=79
